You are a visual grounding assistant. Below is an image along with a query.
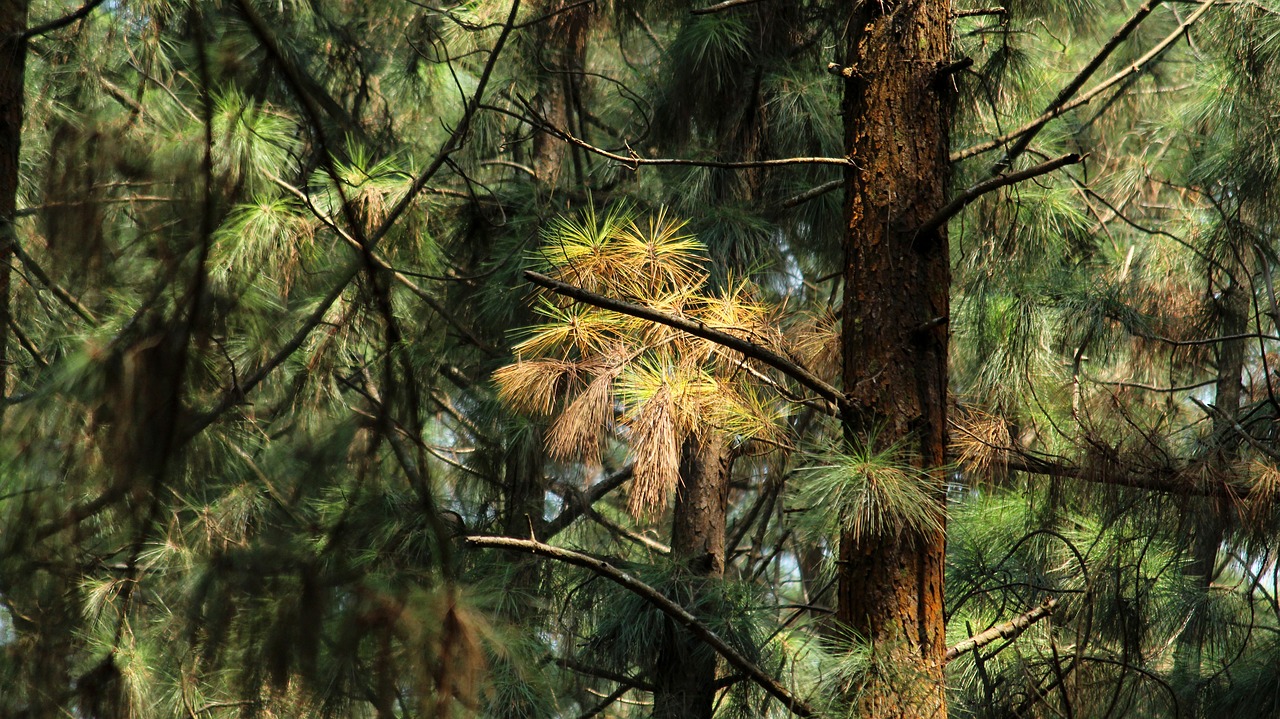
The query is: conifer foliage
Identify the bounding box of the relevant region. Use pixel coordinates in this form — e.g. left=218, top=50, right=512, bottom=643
left=4, top=1, right=1280, bottom=718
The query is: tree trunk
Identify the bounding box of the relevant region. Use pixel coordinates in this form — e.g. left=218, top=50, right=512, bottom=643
left=653, top=431, right=732, bottom=719
left=529, top=0, right=589, bottom=189
left=837, top=2, right=952, bottom=717
left=0, top=0, right=30, bottom=427
left=1172, top=277, right=1245, bottom=716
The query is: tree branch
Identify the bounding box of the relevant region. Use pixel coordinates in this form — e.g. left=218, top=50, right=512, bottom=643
left=913, top=153, right=1082, bottom=238
left=946, top=599, right=1056, bottom=663
left=494, top=100, right=852, bottom=170
left=465, top=535, right=815, bottom=717
left=22, top=0, right=106, bottom=39
left=524, top=270, right=846, bottom=411
left=780, top=178, right=842, bottom=209
left=691, top=0, right=771, bottom=14
left=951, top=6, right=1006, bottom=17
left=990, top=0, right=1164, bottom=172
left=543, top=466, right=635, bottom=540
left=952, top=0, right=1217, bottom=162
left=1003, top=453, right=1251, bottom=499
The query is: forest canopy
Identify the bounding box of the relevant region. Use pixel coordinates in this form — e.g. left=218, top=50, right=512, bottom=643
left=3, top=0, right=1280, bottom=718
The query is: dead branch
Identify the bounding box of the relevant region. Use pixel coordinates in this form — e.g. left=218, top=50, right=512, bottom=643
left=946, top=599, right=1057, bottom=663
left=913, top=153, right=1082, bottom=238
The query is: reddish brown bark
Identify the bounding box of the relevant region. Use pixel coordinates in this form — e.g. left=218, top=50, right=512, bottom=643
left=0, top=0, right=30, bottom=425
left=653, top=431, right=732, bottom=719
left=837, top=1, right=952, bottom=717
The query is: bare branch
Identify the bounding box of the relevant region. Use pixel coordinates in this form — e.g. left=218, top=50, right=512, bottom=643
left=524, top=270, right=846, bottom=412
left=952, top=0, right=1218, bottom=162
left=494, top=100, right=852, bottom=171
left=465, top=535, right=815, bottom=717
left=946, top=599, right=1057, bottom=663
left=691, top=0, right=771, bottom=14
left=780, top=179, right=842, bottom=209
left=951, top=6, right=1006, bottom=17
left=544, top=466, right=635, bottom=539
left=914, top=153, right=1082, bottom=238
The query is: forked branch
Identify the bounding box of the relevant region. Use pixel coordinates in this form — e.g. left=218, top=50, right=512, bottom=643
left=465, top=535, right=815, bottom=717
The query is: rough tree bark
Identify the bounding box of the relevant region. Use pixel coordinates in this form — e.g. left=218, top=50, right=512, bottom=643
left=0, top=0, right=30, bottom=427
left=653, top=431, right=732, bottom=719
left=837, top=1, right=952, bottom=717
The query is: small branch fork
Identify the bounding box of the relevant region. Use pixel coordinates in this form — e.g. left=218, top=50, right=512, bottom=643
left=945, top=599, right=1057, bottom=663
left=523, top=270, right=846, bottom=412
left=465, top=535, right=815, bottom=717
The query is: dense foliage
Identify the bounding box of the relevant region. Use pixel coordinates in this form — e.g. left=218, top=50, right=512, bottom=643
left=3, top=0, right=1280, bottom=717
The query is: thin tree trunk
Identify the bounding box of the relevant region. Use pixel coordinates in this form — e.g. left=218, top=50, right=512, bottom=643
left=529, top=0, right=589, bottom=189
left=653, top=431, right=732, bottom=719
left=1172, top=278, right=1245, bottom=716
left=0, top=0, right=31, bottom=427
left=837, top=2, right=952, bottom=717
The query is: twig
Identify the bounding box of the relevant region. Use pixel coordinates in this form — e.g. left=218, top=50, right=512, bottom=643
left=945, top=599, right=1057, bottom=663
left=465, top=535, right=815, bottom=717
left=691, top=0, right=770, bottom=14
left=524, top=270, right=847, bottom=411
left=780, top=179, right=842, bottom=209
left=952, top=0, right=1218, bottom=162
left=914, top=153, right=1082, bottom=238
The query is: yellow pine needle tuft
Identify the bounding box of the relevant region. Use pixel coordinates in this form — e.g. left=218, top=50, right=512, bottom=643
left=952, top=409, right=1013, bottom=477
left=627, top=385, right=681, bottom=517
left=493, top=359, right=579, bottom=415
left=547, top=367, right=618, bottom=464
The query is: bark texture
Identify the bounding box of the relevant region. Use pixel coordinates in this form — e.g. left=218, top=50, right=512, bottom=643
left=837, top=1, right=952, bottom=717
left=0, top=0, right=30, bottom=424
left=653, top=431, right=732, bottom=719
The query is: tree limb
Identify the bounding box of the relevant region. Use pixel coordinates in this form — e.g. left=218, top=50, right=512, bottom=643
left=946, top=599, right=1057, bottom=663
left=691, top=0, right=771, bottom=14
left=524, top=270, right=846, bottom=412
left=913, top=153, right=1082, bottom=238
left=543, top=466, right=635, bottom=539
left=465, top=535, right=815, bottom=717
left=494, top=100, right=853, bottom=171
left=780, top=178, right=842, bottom=209
left=952, top=0, right=1217, bottom=162
left=22, top=0, right=106, bottom=39
left=990, top=0, right=1165, bottom=172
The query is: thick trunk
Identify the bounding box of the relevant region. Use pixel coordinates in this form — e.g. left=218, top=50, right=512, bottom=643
left=0, top=0, right=30, bottom=426
left=837, top=2, right=952, bottom=717
left=653, top=431, right=732, bottom=719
